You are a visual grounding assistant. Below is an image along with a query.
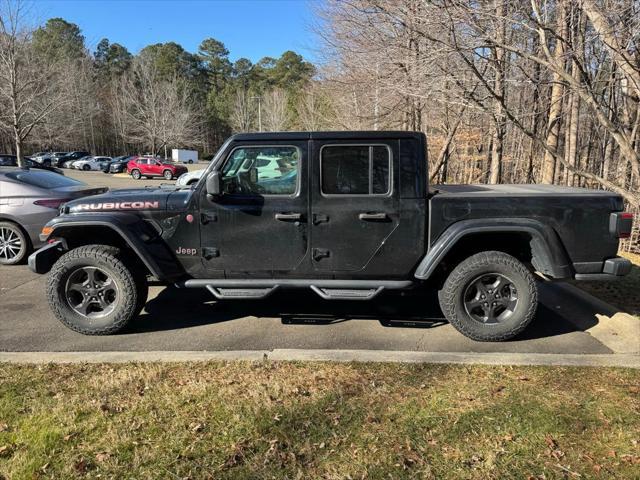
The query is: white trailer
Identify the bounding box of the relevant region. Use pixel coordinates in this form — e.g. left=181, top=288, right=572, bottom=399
left=171, top=149, right=198, bottom=164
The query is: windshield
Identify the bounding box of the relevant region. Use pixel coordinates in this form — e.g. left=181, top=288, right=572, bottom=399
left=5, top=170, right=84, bottom=189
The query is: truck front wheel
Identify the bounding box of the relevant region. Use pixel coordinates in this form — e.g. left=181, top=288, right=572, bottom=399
left=46, top=245, right=148, bottom=335
left=439, top=251, right=538, bottom=342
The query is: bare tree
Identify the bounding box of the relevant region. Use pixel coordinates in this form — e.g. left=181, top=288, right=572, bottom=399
left=262, top=88, right=289, bottom=131
left=0, top=0, right=67, bottom=165
left=119, top=57, right=201, bottom=155
left=296, top=81, right=332, bottom=130
left=230, top=88, right=253, bottom=132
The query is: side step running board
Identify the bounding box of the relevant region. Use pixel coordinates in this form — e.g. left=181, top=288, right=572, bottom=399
left=206, top=286, right=278, bottom=300
left=310, top=286, right=384, bottom=301
left=180, top=278, right=413, bottom=301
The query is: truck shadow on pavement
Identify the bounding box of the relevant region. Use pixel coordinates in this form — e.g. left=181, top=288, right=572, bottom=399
left=129, top=283, right=600, bottom=341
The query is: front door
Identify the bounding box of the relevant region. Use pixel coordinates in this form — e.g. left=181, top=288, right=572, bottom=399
left=199, top=141, right=308, bottom=277
left=310, top=140, right=400, bottom=273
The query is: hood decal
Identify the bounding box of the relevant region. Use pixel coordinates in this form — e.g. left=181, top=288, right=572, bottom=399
left=71, top=201, right=160, bottom=212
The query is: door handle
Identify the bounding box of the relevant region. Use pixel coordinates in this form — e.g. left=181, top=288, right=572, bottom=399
left=275, top=212, right=303, bottom=221
left=313, top=213, right=329, bottom=225
left=312, top=248, right=330, bottom=261
left=200, top=212, right=217, bottom=224
left=358, top=212, right=389, bottom=221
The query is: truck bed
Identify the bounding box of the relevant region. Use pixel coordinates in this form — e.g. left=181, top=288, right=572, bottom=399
left=429, top=184, right=625, bottom=271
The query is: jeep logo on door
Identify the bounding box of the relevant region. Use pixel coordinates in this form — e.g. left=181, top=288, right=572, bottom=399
left=71, top=201, right=160, bottom=212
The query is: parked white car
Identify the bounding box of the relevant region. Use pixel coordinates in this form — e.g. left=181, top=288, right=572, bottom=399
left=30, top=152, right=53, bottom=165
left=63, top=157, right=86, bottom=169
left=254, top=155, right=288, bottom=180
left=176, top=168, right=205, bottom=187
left=73, top=156, right=112, bottom=171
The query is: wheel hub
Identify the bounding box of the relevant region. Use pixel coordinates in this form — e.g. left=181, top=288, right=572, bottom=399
left=65, top=266, right=119, bottom=318
left=463, top=273, right=518, bottom=324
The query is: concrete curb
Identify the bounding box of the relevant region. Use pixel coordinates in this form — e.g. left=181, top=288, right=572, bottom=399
left=1, top=350, right=638, bottom=367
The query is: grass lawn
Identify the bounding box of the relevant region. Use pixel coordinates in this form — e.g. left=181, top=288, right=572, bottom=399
left=0, top=362, right=638, bottom=479
left=576, top=252, right=640, bottom=317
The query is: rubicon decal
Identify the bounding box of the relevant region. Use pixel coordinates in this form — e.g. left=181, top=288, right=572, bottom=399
left=72, top=201, right=160, bottom=211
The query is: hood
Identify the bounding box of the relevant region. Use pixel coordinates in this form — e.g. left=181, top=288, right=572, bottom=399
left=64, top=186, right=181, bottom=214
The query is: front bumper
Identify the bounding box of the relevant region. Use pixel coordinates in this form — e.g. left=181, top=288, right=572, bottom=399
left=574, top=256, right=632, bottom=281
left=28, top=240, right=66, bottom=274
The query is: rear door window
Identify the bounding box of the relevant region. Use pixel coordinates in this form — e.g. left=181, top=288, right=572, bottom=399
left=321, top=145, right=391, bottom=195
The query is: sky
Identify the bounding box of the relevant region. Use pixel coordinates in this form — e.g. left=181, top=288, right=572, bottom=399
left=35, top=0, right=320, bottom=63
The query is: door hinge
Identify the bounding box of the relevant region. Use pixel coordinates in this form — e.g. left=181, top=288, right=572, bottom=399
left=202, top=247, right=220, bottom=260
left=312, top=248, right=331, bottom=261
left=201, top=212, right=218, bottom=224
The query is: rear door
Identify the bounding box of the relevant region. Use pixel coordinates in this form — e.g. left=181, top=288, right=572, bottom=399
left=310, top=139, right=400, bottom=273
left=199, top=141, right=309, bottom=276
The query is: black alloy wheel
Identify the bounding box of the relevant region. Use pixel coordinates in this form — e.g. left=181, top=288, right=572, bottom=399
left=463, top=273, right=518, bottom=324
left=64, top=266, right=119, bottom=318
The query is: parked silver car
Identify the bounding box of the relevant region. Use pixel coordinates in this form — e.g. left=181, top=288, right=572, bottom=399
left=0, top=168, right=107, bottom=265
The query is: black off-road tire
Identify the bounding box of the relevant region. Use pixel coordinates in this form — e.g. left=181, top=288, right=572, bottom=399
left=46, top=245, right=147, bottom=335
left=438, top=251, right=538, bottom=342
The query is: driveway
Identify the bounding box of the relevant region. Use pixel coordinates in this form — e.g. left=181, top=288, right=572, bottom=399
left=0, top=263, right=620, bottom=354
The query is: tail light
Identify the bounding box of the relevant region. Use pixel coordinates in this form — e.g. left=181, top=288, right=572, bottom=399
left=610, top=212, right=634, bottom=238
left=33, top=198, right=70, bottom=209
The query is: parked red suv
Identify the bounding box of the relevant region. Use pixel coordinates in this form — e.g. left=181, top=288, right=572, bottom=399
left=127, top=156, right=188, bottom=180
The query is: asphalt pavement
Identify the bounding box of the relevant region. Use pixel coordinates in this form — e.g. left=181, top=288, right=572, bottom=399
left=0, top=263, right=623, bottom=354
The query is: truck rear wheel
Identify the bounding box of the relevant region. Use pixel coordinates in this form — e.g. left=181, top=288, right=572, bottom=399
left=439, top=251, right=537, bottom=341
left=46, top=245, right=148, bottom=335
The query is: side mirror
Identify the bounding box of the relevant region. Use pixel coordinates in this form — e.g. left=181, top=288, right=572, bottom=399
left=206, top=171, right=222, bottom=197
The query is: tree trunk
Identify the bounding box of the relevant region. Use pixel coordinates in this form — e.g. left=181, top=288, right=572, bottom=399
left=15, top=131, right=24, bottom=168
left=542, top=2, right=567, bottom=184
left=489, top=0, right=507, bottom=184
left=566, top=7, right=584, bottom=186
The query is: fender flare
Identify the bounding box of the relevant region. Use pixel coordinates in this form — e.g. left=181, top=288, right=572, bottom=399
left=41, top=214, right=183, bottom=281
left=414, top=218, right=573, bottom=280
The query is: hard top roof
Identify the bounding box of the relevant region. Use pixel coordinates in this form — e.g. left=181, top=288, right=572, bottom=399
left=230, top=131, right=425, bottom=142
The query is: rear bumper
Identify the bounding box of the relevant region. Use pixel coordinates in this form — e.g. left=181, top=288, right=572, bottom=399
left=28, top=240, right=65, bottom=274
left=574, top=256, right=632, bottom=281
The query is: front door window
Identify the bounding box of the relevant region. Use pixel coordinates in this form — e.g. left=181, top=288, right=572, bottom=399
left=221, top=146, right=300, bottom=196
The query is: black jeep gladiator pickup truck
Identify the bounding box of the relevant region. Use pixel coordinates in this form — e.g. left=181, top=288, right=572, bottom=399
left=29, top=131, right=634, bottom=341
